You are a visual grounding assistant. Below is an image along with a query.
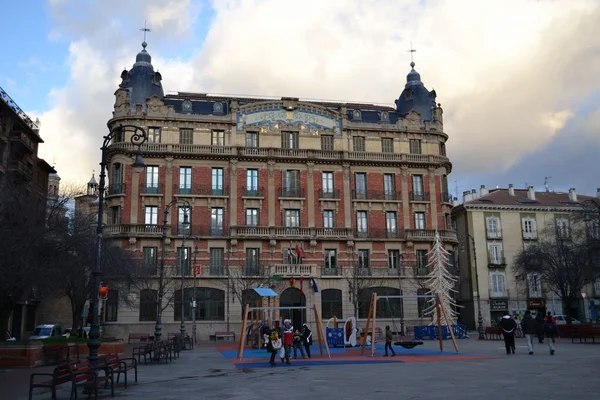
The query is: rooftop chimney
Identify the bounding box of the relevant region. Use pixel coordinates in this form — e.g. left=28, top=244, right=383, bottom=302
left=508, top=184, right=515, bottom=196
left=527, top=186, right=536, bottom=201
left=597, top=188, right=600, bottom=199
left=568, top=188, right=577, bottom=202
left=471, top=188, right=477, bottom=200
left=452, top=197, right=459, bottom=207
left=480, top=184, right=488, bottom=197
left=463, top=190, right=472, bottom=203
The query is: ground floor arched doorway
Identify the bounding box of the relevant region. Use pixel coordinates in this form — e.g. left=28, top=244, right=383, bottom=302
left=279, top=287, right=306, bottom=330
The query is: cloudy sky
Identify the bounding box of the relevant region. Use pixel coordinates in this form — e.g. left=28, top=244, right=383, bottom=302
left=2, top=0, right=599, bottom=198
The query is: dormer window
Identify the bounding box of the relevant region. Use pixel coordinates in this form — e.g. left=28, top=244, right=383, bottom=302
left=182, top=100, right=192, bottom=113
left=380, top=111, right=389, bottom=122
left=213, top=102, right=224, bottom=114
left=404, top=89, right=413, bottom=101
left=352, top=110, right=361, bottom=120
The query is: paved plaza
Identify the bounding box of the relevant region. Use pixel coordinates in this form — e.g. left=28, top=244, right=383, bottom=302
left=4, top=338, right=599, bottom=400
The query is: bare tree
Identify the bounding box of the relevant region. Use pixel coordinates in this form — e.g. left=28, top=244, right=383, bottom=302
left=514, top=217, right=599, bottom=324
left=341, top=258, right=390, bottom=319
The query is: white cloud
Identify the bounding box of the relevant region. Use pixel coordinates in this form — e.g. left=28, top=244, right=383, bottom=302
left=36, top=0, right=600, bottom=193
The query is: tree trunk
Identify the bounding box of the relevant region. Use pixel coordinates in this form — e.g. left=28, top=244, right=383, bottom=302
left=70, top=298, right=84, bottom=336
left=564, top=297, right=573, bottom=325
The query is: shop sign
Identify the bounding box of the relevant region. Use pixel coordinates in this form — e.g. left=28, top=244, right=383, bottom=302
left=490, top=300, right=509, bottom=311
left=527, top=299, right=546, bottom=308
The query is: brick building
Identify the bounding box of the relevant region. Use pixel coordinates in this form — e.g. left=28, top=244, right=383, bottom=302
left=0, top=85, right=56, bottom=339
left=102, top=42, right=458, bottom=339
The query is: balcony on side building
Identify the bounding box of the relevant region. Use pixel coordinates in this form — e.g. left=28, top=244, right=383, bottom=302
left=489, top=289, right=510, bottom=299
left=488, top=255, right=507, bottom=268
left=8, top=160, right=33, bottom=181
left=280, top=187, right=304, bottom=198
left=441, top=192, right=453, bottom=204
left=107, top=183, right=126, bottom=196
left=272, top=264, right=317, bottom=278
left=140, top=182, right=164, bottom=195
left=10, top=132, right=35, bottom=154
left=352, top=190, right=402, bottom=201
left=104, top=224, right=163, bottom=237
left=318, top=189, right=341, bottom=199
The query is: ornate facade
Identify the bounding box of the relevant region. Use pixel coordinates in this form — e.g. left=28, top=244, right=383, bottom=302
left=102, top=43, right=458, bottom=339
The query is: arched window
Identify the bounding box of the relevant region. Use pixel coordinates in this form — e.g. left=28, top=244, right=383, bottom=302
left=175, top=287, right=225, bottom=321
left=417, top=288, right=431, bottom=318
left=322, top=289, right=343, bottom=319
left=139, top=289, right=157, bottom=321
left=105, top=290, right=118, bottom=322
left=358, top=287, right=402, bottom=319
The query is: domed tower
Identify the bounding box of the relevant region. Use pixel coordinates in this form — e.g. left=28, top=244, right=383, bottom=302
left=118, top=41, right=164, bottom=108
left=87, top=173, right=98, bottom=196
left=394, top=61, right=437, bottom=122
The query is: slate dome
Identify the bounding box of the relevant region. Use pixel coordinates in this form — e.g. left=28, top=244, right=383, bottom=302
left=394, top=62, right=437, bottom=122
left=119, top=42, right=164, bottom=107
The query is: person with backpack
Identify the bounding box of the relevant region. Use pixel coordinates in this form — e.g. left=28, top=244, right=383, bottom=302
left=500, top=315, right=517, bottom=354
left=543, top=311, right=557, bottom=355
left=266, top=327, right=282, bottom=366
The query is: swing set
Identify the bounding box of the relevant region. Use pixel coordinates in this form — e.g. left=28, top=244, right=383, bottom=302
left=237, top=303, right=331, bottom=361
left=360, top=292, right=459, bottom=356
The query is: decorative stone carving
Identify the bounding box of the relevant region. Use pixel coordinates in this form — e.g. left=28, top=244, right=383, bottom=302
left=165, top=156, right=174, bottom=171
left=230, top=158, right=238, bottom=172
left=428, top=166, right=436, bottom=176
left=401, top=165, right=409, bottom=176
left=342, top=163, right=350, bottom=179
left=182, top=99, right=192, bottom=113
left=310, top=240, right=317, bottom=254
left=267, top=160, right=276, bottom=178
left=306, top=162, right=315, bottom=177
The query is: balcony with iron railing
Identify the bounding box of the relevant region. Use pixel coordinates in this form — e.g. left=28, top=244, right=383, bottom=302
left=410, top=191, right=430, bottom=201
left=140, top=183, right=164, bottom=195
left=241, top=186, right=265, bottom=197
left=105, top=224, right=163, bottom=237
left=280, top=187, right=305, bottom=198
left=107, top=183, right=126, bottom=196
left=352, top=190, right=401, bottom=201
left=318, top=189, right=341, bottom=199
left=173, top=184, right=229, bottom=196
left=522, top=230, right=538, bottom=240
left=8, top=160, right=33, bottom=180
left=10, top=132, right=35, bottom=153
left=489, top=289, right=510, bottom=299
left=488, top=255, right=507, bottom=268
left=486, top=230, right=502, bottom=239
left=108, top=142, right=451, bottom=165
left=441, top=192, right=453, bottom=204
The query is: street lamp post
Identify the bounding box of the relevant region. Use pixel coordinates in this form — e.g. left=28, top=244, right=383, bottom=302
left=191, top=241, right=198, bottom=345
left=90, top=125, right=148, bottom=367
left=179, top=218, right=191, bottom=344
left=154, top=198, right=191, bottom=342
left=462, top=233, right=485, bottom=340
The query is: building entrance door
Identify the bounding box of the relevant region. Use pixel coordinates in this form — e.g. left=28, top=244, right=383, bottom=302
left=279, top=288, right=306, bottom=330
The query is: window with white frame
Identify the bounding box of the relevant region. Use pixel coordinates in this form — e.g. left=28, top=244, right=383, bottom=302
left=357, top=249, right=370, bottom=269
left=522, top=217, right=537, bottom=239
left=489, top=272, right=506, bottom=297
left=388, top=250, right=400, bottom=271
left=281, top=131, right=298, bottom=149
left=245, top=132, right=258, bottom=148
left=211, top=207, right=224, bottom=234
left=145, top=166, right=159, bottom=192
left=246, top=169, right=259, bottom=195
left=322, top=172, right=334, bottom=196
left=386, top=211, right=397, bottom=235
left=414, top=212, right=426, bottom=230
left=488, top=242, right=503, bottom=264
left=179, top=167, right=192, bottom=194
left=555, top=217, right=570, bottom=239
left=148, top=127, right=161, bottom=143
left=246, top=208, right=259, bottom=227
left=144, top=206, right=158, bottom=225
left=356, top=211, right=368, bottom=235
left=412, top=175, right=424, bottom=195
left=527, top=273, right=543, bottom=298
left=284, top=209, right=300, bottom=227
left=323, top=210, right=334, bottom=229
left=486, top=216, right=502, bottom=238
left=324, top=249, right=337, bottom=269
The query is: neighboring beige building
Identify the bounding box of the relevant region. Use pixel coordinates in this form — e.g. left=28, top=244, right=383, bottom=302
left=98, top=42, right=459, bottom=340
left=453, top=185, right=600, bottom=328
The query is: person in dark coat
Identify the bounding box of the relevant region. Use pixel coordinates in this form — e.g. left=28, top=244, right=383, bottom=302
left=534, top=312, right=545, bottom=343
left=384, top=325, right=396, bottom=357
left=500, top=315, right=517, bottom=354
left=544, top=311, right=557, bottom=355
left=301, top=323, right=313, bottom=358
left=521, top=310, right=536, bottom=355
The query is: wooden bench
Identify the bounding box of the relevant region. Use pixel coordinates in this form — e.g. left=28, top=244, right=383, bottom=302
left=213, top=332, right=236, bottom=342
left=485, top=327, right=502, bottom=340
left=29, top=359, right=114, bottom=400
left=132, top=343, right=154, bottom=364
left=102, top=353, right=138, bottom=388
left=572, top=325, right=600, bottom=344
left=128, top=333, right=152, bottom=343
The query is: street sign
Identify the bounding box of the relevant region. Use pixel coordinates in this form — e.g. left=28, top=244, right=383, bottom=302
left=581, top=292, right=587, bottom=299
left=273, top=275, right=282, bottom=281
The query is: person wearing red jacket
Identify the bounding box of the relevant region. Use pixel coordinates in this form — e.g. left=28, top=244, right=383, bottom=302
left=281, top=319, right=294, bottom=364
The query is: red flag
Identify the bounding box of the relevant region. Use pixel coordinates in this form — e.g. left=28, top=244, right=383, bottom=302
left=290, top=277, right=296, bottom=288
left=300, top=277, right=303, bottom=293
left=296, top=242, right=305, bottom=258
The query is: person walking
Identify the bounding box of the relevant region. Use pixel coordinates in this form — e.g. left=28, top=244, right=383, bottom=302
left=500, top=315, right=517, bottom=354
left=267, top=327, right=282, bottom=366
left=281, top=319, right=294, bottom=364
left=534, top=312, right=545, bottom=343
left=543, top=311, right=557, bottom=355
left=383, top=325, right=396, bottom=357
left=521, top=310, right=536, bottom=355
left=292, top=329, right=307, bottom=359
left=301, top=323, right=312, bottom=358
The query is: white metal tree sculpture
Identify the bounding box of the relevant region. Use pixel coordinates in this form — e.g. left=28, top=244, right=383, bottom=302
left=423, top=231, right=461, bottom=326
